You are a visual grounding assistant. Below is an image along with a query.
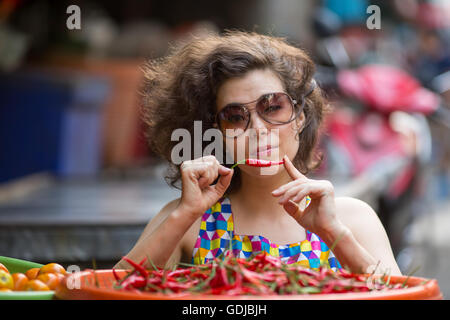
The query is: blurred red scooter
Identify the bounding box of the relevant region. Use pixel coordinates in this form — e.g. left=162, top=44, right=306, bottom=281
left=315, top=64, right=449, bottom=270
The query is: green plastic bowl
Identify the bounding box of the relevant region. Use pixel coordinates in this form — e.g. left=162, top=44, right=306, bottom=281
left=0, top=256, right=55, bottom=300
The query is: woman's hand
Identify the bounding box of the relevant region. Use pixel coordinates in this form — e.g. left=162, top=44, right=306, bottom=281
left=271, top=155, right=347, bottom=240
left=178, top=155, right=234, bottom=220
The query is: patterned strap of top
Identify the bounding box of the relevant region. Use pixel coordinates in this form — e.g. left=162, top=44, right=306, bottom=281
left=191, top=196, right=342, bottom=271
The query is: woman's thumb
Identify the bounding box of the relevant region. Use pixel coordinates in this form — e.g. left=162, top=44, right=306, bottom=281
left=283, top=200, right=302, bottom=221
left=213, top=168, right=233, bottom=194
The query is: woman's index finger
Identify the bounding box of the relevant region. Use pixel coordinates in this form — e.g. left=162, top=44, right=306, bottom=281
left=283, top=155, right=307, bottom=181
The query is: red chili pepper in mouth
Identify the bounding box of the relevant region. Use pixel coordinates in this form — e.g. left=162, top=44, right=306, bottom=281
left=231, top=158, right=285, bottom=169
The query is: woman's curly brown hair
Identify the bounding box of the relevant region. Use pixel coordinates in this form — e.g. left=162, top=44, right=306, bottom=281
left=141, top=30, right=331, bottom=195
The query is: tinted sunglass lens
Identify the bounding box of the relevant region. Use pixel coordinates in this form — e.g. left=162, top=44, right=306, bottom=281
left=257, top=93, right=294, bottom=123
left=219, top=105, right=248, bottom=137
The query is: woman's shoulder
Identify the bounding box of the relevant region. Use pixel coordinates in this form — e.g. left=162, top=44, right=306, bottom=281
left=335, top=196, right=375, bottom=212
left=162, top=197, right=182, bottom=213
left=136, top=197, right=182, bottom=242
left=334, top=196, right=379, bottom=232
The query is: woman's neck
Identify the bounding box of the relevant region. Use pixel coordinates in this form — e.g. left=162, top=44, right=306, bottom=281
left=230, top=167, right=293, bottom=220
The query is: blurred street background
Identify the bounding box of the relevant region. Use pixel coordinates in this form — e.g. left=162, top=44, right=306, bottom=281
left=0, top=0, right=449, bottom=298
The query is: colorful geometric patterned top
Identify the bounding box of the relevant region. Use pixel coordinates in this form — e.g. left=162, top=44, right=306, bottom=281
left=191, top=195, right=342, bottom=272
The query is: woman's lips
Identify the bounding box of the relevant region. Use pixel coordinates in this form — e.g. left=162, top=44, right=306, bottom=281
left=256, top=145, right=277, bottom=157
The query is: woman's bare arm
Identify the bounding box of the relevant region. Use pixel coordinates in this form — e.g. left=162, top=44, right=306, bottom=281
left=114, top=197, right=195, bottom=270
left=275, top=156, right=402, bottom=276
left=114, top=156, right=234, bottom=270
left=329, top=197, right=402, bottom=275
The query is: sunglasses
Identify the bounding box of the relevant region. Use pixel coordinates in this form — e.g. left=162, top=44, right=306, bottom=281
left=215, top=81, right=316, bottom=138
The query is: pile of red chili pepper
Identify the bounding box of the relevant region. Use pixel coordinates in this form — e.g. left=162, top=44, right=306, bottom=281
left=112, top=251, right=407, bottom=296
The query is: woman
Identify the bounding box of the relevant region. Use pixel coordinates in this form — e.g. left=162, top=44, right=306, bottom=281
left=114, top=31, right=401, bottom=276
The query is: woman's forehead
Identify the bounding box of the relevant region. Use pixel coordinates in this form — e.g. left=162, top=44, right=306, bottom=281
left=216, top=69, right=284, bottom=111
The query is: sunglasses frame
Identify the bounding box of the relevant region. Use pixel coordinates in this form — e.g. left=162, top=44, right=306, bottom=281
left=215, top=80, right=317, bottom=138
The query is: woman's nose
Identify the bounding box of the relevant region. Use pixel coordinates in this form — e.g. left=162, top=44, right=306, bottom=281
left=248, top=110, right=268, bottom=133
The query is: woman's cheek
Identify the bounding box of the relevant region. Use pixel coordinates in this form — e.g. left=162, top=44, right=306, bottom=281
left=288, top=138, right=300, bottom=159
left=281, top=127, right=300, bottom=159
